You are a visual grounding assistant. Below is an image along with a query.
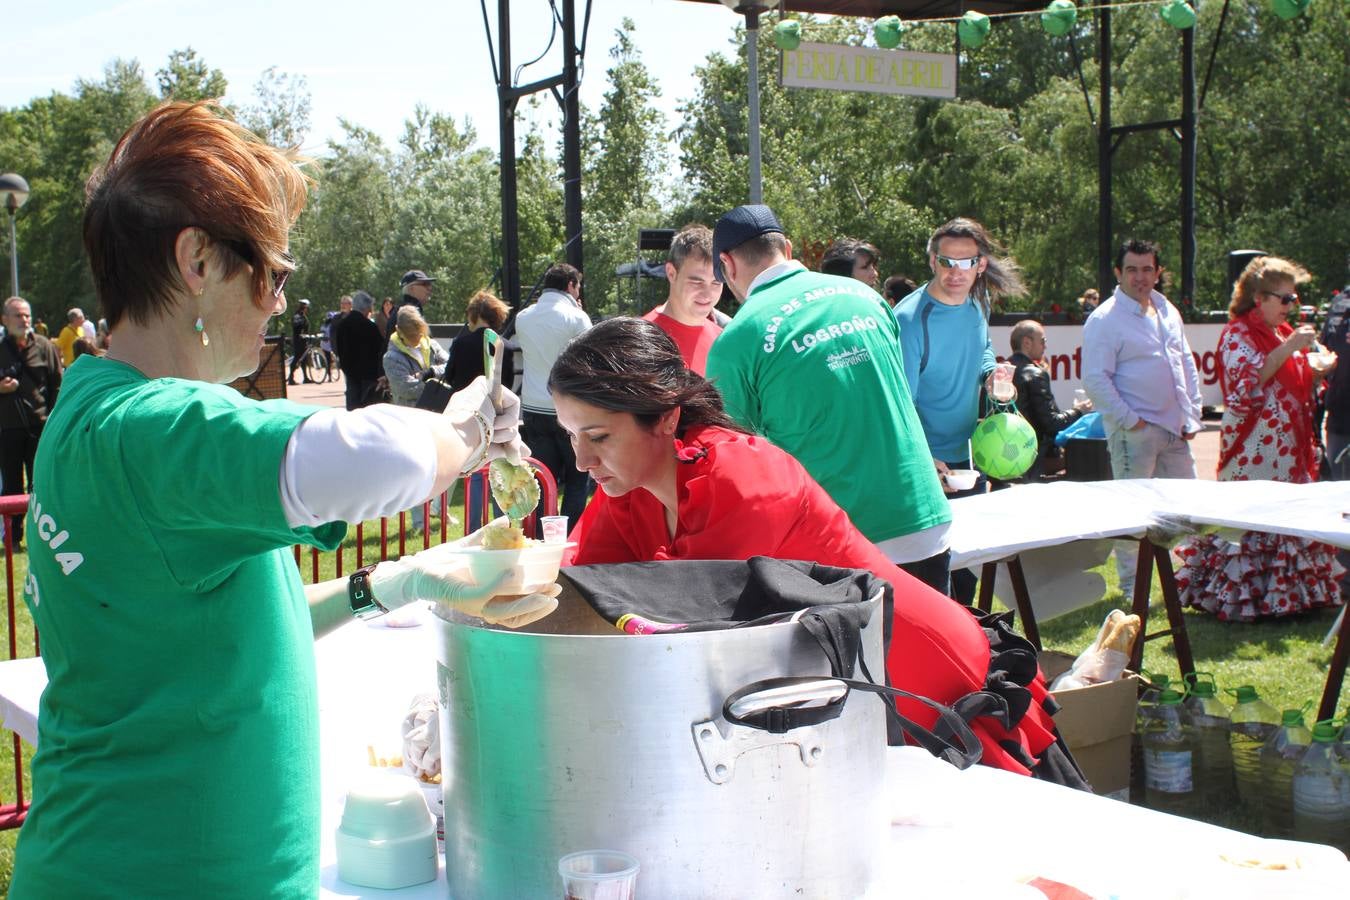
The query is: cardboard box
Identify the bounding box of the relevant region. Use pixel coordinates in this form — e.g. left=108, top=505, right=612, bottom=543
left=1040, top=650, right=1139, bottom=797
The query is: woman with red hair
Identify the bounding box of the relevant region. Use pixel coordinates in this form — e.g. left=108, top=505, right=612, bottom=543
left=1177, top=256, right=1342, bottom=620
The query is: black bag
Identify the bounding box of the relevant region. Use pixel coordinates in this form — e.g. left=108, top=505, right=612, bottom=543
left=415, top=377, right=454, bottom=413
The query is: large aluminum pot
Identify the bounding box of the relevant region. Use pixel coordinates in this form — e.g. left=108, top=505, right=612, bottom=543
left=434, top=585, right=888, bottom=898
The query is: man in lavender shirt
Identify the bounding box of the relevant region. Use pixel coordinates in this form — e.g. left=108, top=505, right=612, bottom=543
left=1083, top=238, right=1203, bottom=592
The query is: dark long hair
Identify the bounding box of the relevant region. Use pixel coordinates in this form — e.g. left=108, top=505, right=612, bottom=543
left=548, top=317, right=745, bottom=438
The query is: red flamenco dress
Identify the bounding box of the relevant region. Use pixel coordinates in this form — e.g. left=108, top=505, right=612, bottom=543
left=566, top=425, right=1084, bottom=786
left=1175, top=309, right=1343, bottom=621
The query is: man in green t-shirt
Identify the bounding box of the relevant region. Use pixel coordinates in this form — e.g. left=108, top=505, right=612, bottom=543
left=704, top=205, right=954, bottom=594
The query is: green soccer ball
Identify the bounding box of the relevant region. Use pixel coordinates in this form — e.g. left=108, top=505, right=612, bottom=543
left=971, top=412, right=1038, bottom=480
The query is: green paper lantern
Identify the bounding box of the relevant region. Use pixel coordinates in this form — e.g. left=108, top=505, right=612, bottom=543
left=1270, top=0, right=1311, bottom=19
left=1159, top=0, right=1197, bottom=30
left=971, top=412, right=1038, bottom=480
left=958, top=11, right=991, bottom=48
left=774, top=19, right=802, bottom=51
left=1041, top=0, right=1079, bottom=36
left=874, top=15, right=905, bottom=49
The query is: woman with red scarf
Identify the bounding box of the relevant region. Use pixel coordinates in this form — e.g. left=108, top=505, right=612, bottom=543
left=1177, top=256, right=1343, bottom=620
left=552, top=317, right=1088, bottom=787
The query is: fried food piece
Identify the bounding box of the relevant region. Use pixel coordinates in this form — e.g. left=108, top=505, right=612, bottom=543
left=481, top=522, right=527, bottom=550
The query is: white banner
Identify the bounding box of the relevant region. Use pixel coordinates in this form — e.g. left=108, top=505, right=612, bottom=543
left=780, top=42, right=957, bottom=99
left=988, top=322, right=1227, bottom=410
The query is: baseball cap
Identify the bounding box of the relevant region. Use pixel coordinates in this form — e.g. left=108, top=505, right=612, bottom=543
left=711, top=205, right=784, bottom=282
left=298, top=298, right=311, bottom=306
left=400, top=270, right=436, bottom=287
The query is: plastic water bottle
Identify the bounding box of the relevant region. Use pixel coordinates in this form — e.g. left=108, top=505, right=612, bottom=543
left=1131, top=672, right=1172, bottom=804
left=1228, top=685, right=1279, bottom=812
left=1292, top=721, right=1350, bottom=853
left=1259, top=708, right=1312, bottom=838
left=1143, top=689, right=1195, bottom=816
left=1181, top=673, right=1233, bottom=796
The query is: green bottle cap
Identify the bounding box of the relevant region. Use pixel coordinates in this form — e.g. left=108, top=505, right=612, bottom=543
left=1232, top=685, right=1259, bottom=703
left=1311, top=721, right=1340, bottom=742
left=1280, top=709, right=1305, bottom=727
left=1159, top=689, right=1183, bottom=704
left=1189, top=681, right=1217, bottom=698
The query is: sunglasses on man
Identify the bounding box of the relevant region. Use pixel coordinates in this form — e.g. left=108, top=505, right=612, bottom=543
left=1260, top=290, right=1299, bottom=307
left=935, top=255, right=982, bottom=270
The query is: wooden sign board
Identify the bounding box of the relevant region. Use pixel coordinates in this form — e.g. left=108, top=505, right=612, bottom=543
left=780, top=42, right=957, bottom=99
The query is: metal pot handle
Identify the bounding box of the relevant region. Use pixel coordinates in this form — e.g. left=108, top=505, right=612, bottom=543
left=723, top=675, right=984, bottom=770
left=722, top=676, right=850, bottom=733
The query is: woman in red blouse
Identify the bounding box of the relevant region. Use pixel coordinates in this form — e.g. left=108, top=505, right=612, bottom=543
left=551, top=317, right=1085, bottom=785
left=1177, top=256, right=1342, bottom=620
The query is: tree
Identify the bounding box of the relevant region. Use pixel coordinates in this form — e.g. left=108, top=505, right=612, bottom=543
left=580, top=18, right=669, bottom=317
left=155, top=47, right=228, bottom=102
left=239, top=66, right=311, bottom=148
left=287, top=121, right=396, bottom=317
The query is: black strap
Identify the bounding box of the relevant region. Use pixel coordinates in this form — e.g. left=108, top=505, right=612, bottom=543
left=722, top=676, right=849, bottom=734
left=794, top=601, right=984, bottom=769
left=721, top=674, right=983, bottom=769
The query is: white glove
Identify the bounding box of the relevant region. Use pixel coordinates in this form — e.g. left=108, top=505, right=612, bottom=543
left=446, top=376, right=528, bottom=468
left=369, top=536, right=560, bottom=629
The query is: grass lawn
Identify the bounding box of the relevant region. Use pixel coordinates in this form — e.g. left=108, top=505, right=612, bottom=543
left=0, top=522, right=1343, bottom=890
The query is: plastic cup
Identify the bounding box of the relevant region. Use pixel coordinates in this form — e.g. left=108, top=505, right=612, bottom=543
left=558, top=850, right=639, bottom=900
left=541, top=515, right=570, bottom=545
left=1074, top=388, right=1088, bottom=405
left=990, top=362, right=1017, bottom=402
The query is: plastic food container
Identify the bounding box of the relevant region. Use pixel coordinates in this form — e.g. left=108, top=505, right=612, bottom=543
left=335, top=772, right=438, bottom=889
left=943, top=469, right=980, bottom=491
left=453, top=541, right=575, bottom=594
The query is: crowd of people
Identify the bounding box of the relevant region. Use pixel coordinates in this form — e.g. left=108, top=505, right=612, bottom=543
left=3, top=99, right=1345, bottom=897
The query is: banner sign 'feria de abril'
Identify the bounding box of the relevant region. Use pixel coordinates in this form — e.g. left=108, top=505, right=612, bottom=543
left=780, top=42, right=957, bottom=99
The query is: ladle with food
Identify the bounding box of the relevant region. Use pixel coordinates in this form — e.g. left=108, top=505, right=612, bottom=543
left=482, top=328, right=541, bottom=548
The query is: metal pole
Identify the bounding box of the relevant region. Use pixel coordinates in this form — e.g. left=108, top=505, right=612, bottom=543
left=7, top=211, right=17, bottom=298
left=561, top=0, right=584, bottom=274
left=1180, top=18, right=1197, bottom=308
left=1097, top=4, right=1113, bottom=297
left=745, top=11, right=763, bottom=204
left=497, top=0, right=521, bottom=310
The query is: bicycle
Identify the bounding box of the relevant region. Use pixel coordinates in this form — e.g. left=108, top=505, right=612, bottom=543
left=300, top=334, right=338, bottom=383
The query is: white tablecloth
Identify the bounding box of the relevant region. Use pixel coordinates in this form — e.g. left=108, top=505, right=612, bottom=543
left=310, top=613, right=1350, bottom=897
left=6, top=608, right=1344, bottom=898
left=946, top=478, right=1350, bottom=622
left=948, top=478, right=1350, bottom=568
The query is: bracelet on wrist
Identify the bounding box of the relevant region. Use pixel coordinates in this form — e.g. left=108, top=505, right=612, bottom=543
left=459, top=409, right=491, bottom=474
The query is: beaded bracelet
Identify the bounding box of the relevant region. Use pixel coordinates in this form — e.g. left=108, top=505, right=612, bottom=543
left=459, top=410, right=492, bottom=474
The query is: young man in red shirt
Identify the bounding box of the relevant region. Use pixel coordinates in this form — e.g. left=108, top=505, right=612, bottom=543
left=643, top=224, right=724, bottom=375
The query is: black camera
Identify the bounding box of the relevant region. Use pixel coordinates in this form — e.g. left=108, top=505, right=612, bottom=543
left=0, top=362, right=23, bottom=381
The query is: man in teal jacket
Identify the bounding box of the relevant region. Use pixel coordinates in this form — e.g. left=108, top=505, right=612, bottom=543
left=704, top=205, right=953, bottom=593
left=894, top=218, right=1025, bottom=602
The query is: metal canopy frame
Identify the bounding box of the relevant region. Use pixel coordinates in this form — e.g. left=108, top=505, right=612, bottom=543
left=480, top=0, right=590, bottom=310
left=680, top=0, right=1228, bottom=306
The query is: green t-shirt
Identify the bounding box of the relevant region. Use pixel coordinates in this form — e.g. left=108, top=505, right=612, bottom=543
left=11, top=356, right=345, bottom=899
left=705, top=266, right=949, bottom=543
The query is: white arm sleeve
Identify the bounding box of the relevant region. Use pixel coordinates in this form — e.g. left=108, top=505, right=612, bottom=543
left=279, top=405, right=441, bottom=528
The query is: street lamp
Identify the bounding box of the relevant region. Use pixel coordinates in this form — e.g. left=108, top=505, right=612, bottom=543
left=0, top=174, right=30, bottom=299
left=719, top=1, right=772, bottom=204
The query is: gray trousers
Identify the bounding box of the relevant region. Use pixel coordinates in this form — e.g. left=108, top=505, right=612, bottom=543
left=1107, top=421, right=1198, bottom=589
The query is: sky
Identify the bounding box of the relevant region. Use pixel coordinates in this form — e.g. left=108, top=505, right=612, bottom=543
left=5, top=0, right=746, bottom=157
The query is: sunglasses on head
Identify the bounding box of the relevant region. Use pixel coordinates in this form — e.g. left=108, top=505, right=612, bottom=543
left=1261, top=290, right=1299, bottom=307
left=219, top=238, right=294, bottom=298
left=935, top=254, right=982, bottom=270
